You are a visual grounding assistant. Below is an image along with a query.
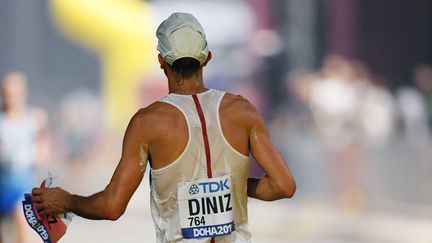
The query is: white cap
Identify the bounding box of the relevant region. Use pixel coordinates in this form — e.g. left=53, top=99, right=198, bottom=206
left=156, top=12, right=209, bottom=65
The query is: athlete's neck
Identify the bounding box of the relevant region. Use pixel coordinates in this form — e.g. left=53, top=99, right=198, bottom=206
left=167, top=70, right=208, bottom=95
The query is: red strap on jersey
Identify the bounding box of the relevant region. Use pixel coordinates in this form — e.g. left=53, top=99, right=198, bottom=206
left=192, top=94, right=213, bottom=178
left=193, top=94, right=216, bottom=242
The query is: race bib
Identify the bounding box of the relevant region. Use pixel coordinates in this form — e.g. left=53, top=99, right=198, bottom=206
left=178, top=175, right=235, bottom=239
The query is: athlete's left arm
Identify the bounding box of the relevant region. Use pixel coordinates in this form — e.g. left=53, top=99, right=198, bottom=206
left=32, top=110, right=150, bottom=220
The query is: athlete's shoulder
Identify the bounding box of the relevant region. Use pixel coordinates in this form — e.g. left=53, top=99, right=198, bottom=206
left=221, top=92, right=264, bottom=129
left=222, top=92, right=261, bottom=117
left=124, top=102, right=176, bottom=145
left=131, top=101, right=177, bottom=126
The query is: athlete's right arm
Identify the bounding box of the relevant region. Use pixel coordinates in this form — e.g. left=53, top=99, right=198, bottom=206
left=32, top=109, right=150, bottom=220
left=244, top=102, right=296, bottom=201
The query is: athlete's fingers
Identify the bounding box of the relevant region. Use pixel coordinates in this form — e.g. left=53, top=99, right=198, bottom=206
left=33, top=204, right=45, bottom=215
left=34, top=204, right=54, bottom=216
left=32, top=187, right=46, bottom=196
left=33, top=202, right=44, bottom=212
left=31, top=195, right=43, bottom=203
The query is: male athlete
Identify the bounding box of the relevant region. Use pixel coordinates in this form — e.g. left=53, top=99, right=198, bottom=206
left=32, top=13, right=296, bottom=242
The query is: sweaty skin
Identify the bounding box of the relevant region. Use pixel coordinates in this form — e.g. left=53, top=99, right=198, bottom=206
left=31, top=53, right=295, bottom=221
left=139, top=144, right=148, bottom=173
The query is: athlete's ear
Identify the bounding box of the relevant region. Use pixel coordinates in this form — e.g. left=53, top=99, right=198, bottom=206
left=202, top=51, right=212, bottom=67
left=158, top=54, right=166, bottom=69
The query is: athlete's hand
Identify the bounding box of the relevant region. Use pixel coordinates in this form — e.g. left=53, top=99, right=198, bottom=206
left=32, top=187, right=72, bottom=216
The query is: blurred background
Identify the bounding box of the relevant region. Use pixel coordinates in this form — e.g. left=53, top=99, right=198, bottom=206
left=1, top=0, right=432, bottom=242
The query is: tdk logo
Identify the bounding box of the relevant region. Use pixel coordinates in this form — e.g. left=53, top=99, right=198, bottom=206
left=201, top=179, right=230, bottom=193
left=189, top=179, right=230, bottom=195
left=189, top=184, right=200, bottom=195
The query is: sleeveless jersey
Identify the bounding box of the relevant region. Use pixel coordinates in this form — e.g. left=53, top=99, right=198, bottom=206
left=150, top=89, right=251, bottom=243
left=0, top=109, right=38, bottom=171
left=0, top=109, right=38, bottom=213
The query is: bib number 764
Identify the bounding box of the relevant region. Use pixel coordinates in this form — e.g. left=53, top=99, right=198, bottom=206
left=188, top=216, right=206, bottom=227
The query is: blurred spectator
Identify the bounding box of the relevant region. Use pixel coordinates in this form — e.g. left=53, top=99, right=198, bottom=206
left=0, top=72, right=49, bottom=243
left=396, top=64, right=432, bottom=149
left=287, top=55, right=397, bottom=150
left=354, top=63, right=396, bottom=148
left=279, top=56, right=399, bottom=212
left=309, top=55, right=360, bottom=150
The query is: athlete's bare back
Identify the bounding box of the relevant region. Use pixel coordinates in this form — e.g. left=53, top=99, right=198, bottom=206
left=139, top=92, right=254, bottom=170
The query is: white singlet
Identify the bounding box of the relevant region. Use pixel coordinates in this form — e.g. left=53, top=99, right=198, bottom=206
left=150, top=89, right=251, bottom=243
